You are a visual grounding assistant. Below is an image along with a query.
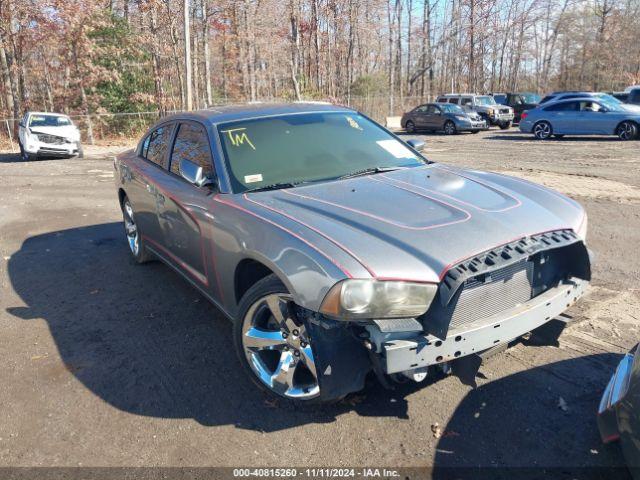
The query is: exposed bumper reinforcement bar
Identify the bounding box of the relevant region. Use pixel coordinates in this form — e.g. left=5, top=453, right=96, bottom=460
left=383, top=278, right=588, bottom=374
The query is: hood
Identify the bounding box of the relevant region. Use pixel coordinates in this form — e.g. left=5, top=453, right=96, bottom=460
left=30, top=125, right=80, bottom=141
left=239, top=165, right=585, bottom=283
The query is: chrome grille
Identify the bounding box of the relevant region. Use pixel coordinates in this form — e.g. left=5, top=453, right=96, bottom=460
left=447, top=260, right=533, bottom=330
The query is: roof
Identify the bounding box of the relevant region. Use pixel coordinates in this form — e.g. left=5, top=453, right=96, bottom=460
left=28, top=111, right=70, bottom=117
left=161, top=102, right=355, bottom=125
left=438, top=93, right=479, bottom=97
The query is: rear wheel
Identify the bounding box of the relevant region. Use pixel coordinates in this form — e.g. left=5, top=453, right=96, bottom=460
left=121, top=196, right=153, bottom=264
left=616, top=121, right=638, bottom=141
left=533, top=121, right=553, bottom=140
left=234, top=275, right=321, bottom=403
left=405, top=120, right=416, bottom=134
left=443, top=121, right=457, bottom=135
left=499, top=121, right=511, bottom=130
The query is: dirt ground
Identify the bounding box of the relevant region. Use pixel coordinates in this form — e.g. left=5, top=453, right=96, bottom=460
left=1, top=129, right=639, bottom=476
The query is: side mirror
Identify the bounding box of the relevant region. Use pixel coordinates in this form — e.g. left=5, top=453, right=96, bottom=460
left=407, top=139, right=426, bottom=152
left=180, top=158, right=215, bottom=188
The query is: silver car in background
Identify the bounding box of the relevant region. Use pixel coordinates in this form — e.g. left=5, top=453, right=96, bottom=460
left=520, top=97, right=640, bottom=140
left=115, top=103, right=591, bottom=404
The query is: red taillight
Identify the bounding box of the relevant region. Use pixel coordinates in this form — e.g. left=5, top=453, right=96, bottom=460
left=520, top=111, right=528, bottom=121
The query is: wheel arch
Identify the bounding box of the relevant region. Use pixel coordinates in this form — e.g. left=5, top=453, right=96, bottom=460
left=232, top=255, right=304, bottom=309
left=117, top=188, right=127, bottom=209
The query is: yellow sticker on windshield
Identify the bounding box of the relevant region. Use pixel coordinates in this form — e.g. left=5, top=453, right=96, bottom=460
left=345, top=116, right=363, bottom=131
left=221, top=127, right=256, bottom=150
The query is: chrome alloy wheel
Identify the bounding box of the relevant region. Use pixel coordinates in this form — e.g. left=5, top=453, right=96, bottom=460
left=241, top=293, right=320, bottom=399
left=123, top=200, right=140, bottom=256
left=444, top=121, right=456, bottom=135
left=533, top=121, right=552, bottom=139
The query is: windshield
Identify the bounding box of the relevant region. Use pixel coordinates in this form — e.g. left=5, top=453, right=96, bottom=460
left=218, top=112, right=426, bottom=193
left=475, top=96, right=496, bottom=106
left=595, top=93, right=622, bottom=105
left=29, top=115, right=72, bottom=128
left=598, top=97, right=623, bottom=111
left=520, top=93, right=541, bottom=104
left=439, top=103, right=464, bottom=113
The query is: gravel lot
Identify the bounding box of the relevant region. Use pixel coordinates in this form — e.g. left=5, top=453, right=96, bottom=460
left=1, top=129, right=638, bottom=475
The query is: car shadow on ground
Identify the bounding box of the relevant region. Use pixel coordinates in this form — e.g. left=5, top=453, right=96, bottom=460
left=431, top=352, right=631, bottom=478
left=0, top=152, right=21, bottom=163
left=6, top=222, right=430, bottom=431
left=396, top=130, right=484, bottom=137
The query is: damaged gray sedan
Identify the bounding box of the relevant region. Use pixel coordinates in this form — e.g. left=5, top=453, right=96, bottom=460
left=114, top=103, right=591, bottom=403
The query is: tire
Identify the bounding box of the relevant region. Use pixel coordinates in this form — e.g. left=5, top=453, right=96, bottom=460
left=18, top=141, right=32, bottom=161
left=533, top=121, right=553, bottom=140
left=234, top=274, right=323, bottom=404
left=121, top=196, right=153, bottom=264
left=499, top=121, right=511, bottom=130
left=616, top=121, right=638, bottom=141
left=443, top=120, right=457, bottom=135
left=77, top=142, right=84, bottom=158
left=405, top=120, right=416, bottom=134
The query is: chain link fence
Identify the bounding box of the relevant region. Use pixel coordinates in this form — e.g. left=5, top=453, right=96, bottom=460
left=0, top=96, right=431, bottom=152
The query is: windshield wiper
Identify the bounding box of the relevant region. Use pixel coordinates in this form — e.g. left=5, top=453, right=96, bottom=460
left=244, top=182, right=299, bottom=193
left=337, top=166, right=400, bottom=180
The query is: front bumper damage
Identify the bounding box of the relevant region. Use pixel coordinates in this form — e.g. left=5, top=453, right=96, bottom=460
left=304, top=233, right=591, bottom=401
left=381, top=278, right=587, bottom=375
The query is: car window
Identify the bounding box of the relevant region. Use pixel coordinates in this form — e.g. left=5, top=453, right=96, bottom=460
left=170, top=122, right=214, bottom=177
left=579, top=101, right=602, bottom=112
left=29, top=114, right=72, bottom=127
left=493, top=94, right=507, bottom=104
left=539, top=95, right=556, bottom=104
left=144, top=124, right=173, bottom=168
left=460, top=97, right=473, bottom=106
left=218, top=112, right=425, bottom=193
left=426, top=105, right=438, bottom=114
left=448, top=98, right=459, bottom=104
left=436, top=97, right=447, bottom=103
left=439, top=103, right=464, bottom=114
left=628, top=89, right=640, bottom=103
left=544, top=101, right=579, bottom=112
left=414, top=105, right=429, bottom=113
left=475, top=96, right=496, bottom=106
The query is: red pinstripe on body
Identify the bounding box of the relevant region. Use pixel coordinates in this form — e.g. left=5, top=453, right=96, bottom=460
left=242, top=193, right=375, bottom=278
left=213, top=195, right=353, bottom=278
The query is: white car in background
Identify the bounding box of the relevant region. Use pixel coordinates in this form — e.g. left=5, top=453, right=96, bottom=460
left=18, top=112, right=82, bottom=161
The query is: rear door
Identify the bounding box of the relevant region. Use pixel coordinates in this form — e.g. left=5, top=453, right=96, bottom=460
left=129, top=122, right=175, bottom=246
left=153, top=120, right=217, bottom=293
left=424, top=104, right=443, bottom=129
left=543, top=101, right=579, bottom=133
left=411, top=105, right=430, bottom=128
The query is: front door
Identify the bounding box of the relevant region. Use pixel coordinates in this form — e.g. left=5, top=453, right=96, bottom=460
left=153, top=121, right=218, bottom=294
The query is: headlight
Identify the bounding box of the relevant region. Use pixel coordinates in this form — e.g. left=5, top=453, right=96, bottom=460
left=576, top=212, right=588, bottom=241
left=319, top=279, right=437, bottom=320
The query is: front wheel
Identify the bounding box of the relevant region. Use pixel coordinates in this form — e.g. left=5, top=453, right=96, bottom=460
left=443, top=121, right=457, bottom=135
left=234, top=275, right=321, bottom=403
left=18, top=141, right=32, bottom=161
left=405, top=120, right=416, bottom=134
left=616, top=121, right=638, bottom=141
left=499, top=121, right=512, bottom=130
left=533, top=121, right=553, bottom=140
